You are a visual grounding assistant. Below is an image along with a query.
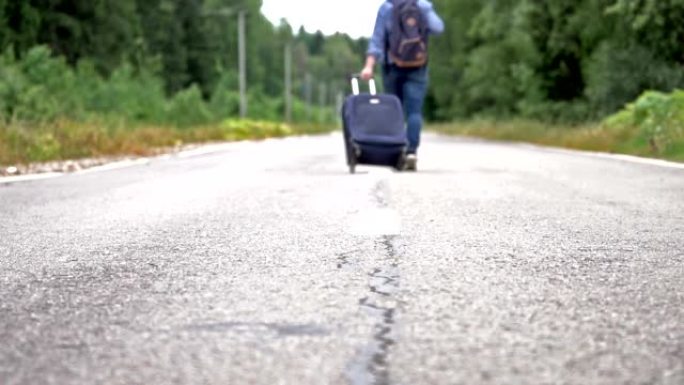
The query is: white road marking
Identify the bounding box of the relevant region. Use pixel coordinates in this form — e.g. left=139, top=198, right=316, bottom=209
left=0, top=172, right=63, bottom=185
left=574, top=151, right=684, bottom=170
left=430, top=132, right=684, bottom=170
left=506, top=139, right=684, bottom=170
left=175, top=143, right=239, bottom=159
left=76, top=159, right=151, bottom=175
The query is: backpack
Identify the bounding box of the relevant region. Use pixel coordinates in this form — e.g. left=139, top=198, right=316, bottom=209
left=388, top=0, right=429, bottom=68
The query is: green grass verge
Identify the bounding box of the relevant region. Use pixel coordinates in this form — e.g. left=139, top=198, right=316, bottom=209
left=430, top=120, right=626, bottom=153
left=431, top=90, right=684, bottom=163
left=430, top=120, right=684, bottom=162
left=0, top=119, right=334, bottom=166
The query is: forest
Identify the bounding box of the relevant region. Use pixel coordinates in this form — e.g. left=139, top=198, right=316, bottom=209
left=429, top=0, right=684, bottom=122
left=1, top=0, right=683, bottom=163
left=0, top=0, right=366, bottom=125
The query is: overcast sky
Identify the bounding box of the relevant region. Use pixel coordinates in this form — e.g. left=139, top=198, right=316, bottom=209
left=261, top=0, right=385, bottom=38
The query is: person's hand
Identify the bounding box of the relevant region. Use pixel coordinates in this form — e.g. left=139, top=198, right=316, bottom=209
left=361, top=56, right=376, bottom=81
left=361, top=66, right=374, bottom=81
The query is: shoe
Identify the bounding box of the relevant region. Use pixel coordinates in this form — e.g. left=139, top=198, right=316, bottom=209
left=404, top=154, right=417, bottom=171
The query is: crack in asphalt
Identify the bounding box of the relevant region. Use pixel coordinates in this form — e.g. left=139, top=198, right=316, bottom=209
left=349, top=235, right=400, bottom=385
left=346, top=179, right=401, bottom=385
left=337, top=248, right=366, bottom=270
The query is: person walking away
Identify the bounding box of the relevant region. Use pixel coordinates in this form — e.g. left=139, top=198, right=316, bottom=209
left=361, top=0, right=444, bottom=171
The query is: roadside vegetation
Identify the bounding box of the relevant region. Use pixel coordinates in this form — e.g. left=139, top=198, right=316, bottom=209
left=0, top=118, right=331, bottom=165
left=433, top=90, right=684, bottom=161
left=0, top=47, right=333, bottom=165
left=426, top=0, right=684, bottom=162
left=0, top=0, right=359, bottom=167
left=1, top=0, right=684, bottom=167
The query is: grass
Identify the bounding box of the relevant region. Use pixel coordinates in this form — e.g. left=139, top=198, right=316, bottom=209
left=4, top=90, right=683, bottom=167
left=0, top=46, right=339, bottom=167
left=5, top=118, right=682, bottom=167
left=432, top=90, right=684, bottom=163
left=430, top=119, right=684, bottom=163
left=0, top=119, right=335, bottom=166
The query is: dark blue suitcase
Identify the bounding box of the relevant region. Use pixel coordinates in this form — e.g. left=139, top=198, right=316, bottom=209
left=342, top=77, right=408, bottom=174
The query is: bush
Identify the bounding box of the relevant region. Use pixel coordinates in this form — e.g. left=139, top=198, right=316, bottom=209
left=165, top=85, right=214, bottom=128
left=0, top=46, right=79, bottom=122
left=0, top=45, right=339, bottom=165
left=0, top=46, right=170, bottom=125
left=0, top=45, right=339, bottom=129
left=603, top=89, right=684, bottom=157
left=82, top=63, right=167, bottom=123
left=209, top=72, right=241, bottom=120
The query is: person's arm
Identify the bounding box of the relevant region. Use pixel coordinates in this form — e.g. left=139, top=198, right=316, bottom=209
left=362, top=5, right=388, bottom=81
left=361, top=56, right=377, bottom=81
left=420, top=0, right=445, bottom=35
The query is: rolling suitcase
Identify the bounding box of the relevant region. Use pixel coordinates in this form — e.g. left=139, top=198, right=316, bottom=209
left=342, top=76, right=408, bottom=174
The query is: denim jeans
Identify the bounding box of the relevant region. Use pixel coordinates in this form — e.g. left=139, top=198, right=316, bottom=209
left=382, top=64, right=428, bottom=154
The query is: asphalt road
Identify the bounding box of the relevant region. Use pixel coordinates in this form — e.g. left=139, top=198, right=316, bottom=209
left=1, top=133, right=682, bottom=385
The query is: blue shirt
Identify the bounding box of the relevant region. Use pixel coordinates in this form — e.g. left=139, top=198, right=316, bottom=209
left=367, top=0, right=445, bottom=64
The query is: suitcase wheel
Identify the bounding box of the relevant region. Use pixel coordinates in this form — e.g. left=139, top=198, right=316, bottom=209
left=396, top=151, right=408, bottom=171
left=348, top=145, right=360, bottom=174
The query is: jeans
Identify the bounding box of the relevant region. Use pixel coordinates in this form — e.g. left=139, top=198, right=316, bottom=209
left=382, top=64, right=428, bottom=154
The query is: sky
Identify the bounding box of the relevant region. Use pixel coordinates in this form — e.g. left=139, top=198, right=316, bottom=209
left=261, top=0, right=385, bottom=38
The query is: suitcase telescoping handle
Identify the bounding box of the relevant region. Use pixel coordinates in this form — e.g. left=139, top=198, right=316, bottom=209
left=350, top=74, right=377, bottom=96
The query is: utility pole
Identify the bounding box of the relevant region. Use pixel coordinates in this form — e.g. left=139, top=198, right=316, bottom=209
left=202, top=7, right=248, bottom=119
left=319, top=83, right=328, bottom=123
left=284, top=43, right=292, bottom=123
left=305, top=73, right=313, bottom=122
left=238, top=10, right=247, bottom=119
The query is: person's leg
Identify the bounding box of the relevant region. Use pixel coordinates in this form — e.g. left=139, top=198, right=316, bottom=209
left=382, top=64, right=403, bottom=100
left=402, top=67, right=428, bottom=155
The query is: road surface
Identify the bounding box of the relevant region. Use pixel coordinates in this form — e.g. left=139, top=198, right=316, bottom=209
left=1, top=133, right=682, bottom=385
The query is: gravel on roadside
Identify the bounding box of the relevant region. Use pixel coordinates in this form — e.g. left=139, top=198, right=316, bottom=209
left=0, top=143, right=206, bottom=178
